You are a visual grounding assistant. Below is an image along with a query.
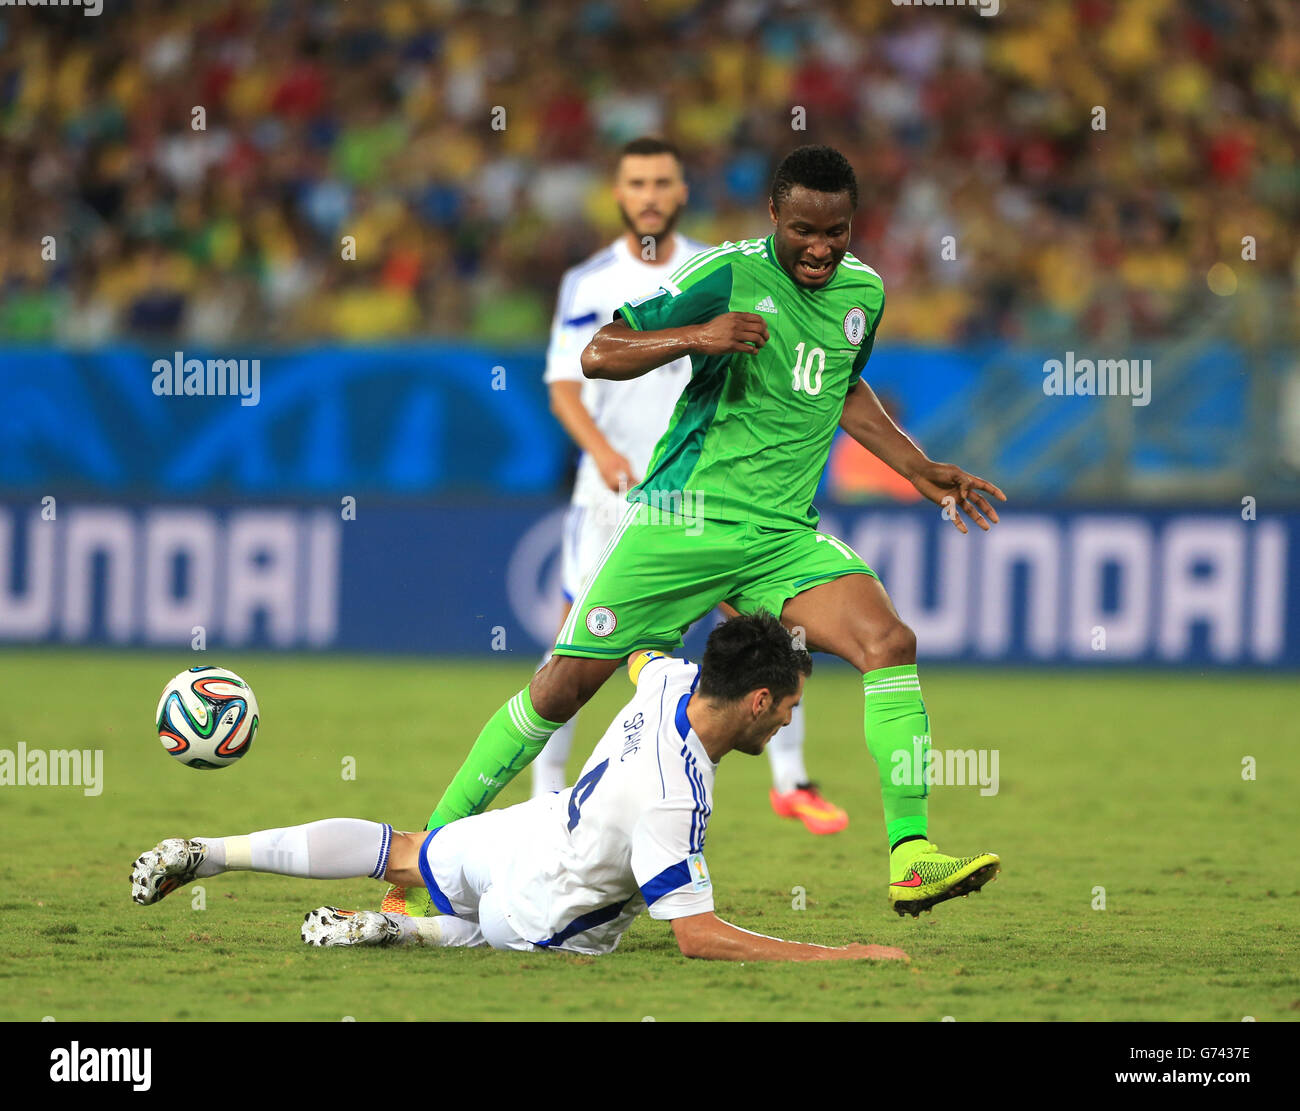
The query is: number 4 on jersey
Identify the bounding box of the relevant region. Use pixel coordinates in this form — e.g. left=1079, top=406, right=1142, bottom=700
left=567, top=759, right=610, bottom=831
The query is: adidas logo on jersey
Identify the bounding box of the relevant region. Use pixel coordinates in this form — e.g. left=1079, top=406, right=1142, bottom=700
left=754, top=295, right=778, bottom=314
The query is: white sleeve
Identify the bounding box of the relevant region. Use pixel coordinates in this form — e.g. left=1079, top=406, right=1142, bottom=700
left=630, top=652, right=676, bottom=689
left=631, top=796, right=714, bottom=921
left=543, top=268, right=601, bottom=385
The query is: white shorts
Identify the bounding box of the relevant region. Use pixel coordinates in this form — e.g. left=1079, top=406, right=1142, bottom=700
left=417, top=808, right=537, bottom=952
left=560, top=494, right=629, bottom=602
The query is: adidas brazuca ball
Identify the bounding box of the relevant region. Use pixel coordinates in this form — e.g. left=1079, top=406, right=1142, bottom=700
left=156, top=666, right=259, bottom=769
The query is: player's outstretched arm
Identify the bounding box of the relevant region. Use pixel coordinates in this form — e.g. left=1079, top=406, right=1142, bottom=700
left=839, top=379, right=1007, bottom=533
left=670, top=911, right=908, bottom=962
left=581, top=313, right=768, bottom=381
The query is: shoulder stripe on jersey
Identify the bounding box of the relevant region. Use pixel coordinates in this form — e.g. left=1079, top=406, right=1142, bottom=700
left=839, top=257, right=882, bottom=278
left=672, top=666, right=701, bottom=742
left=563, top=310, right=598, bottom=327
left=556, top=249, right=618, bottom=320
left=640, top=859, right=692, bottom=906
left=681, top=746, right=712, bottom=852
left=684, top=750, right=702, bottom=850
left=669, top=241, right=746, bottom=286
left=670, top=238, right=760, bottom=290
left=668, top=242, right=731, bottom=282
left=674, top=691, right=691, bottom=741
left=570, top=246, right=618, bottom=278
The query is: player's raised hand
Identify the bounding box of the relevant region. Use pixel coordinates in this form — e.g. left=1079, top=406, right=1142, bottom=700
left=691, top=311, right=769, bottom=355
left=910, top=462, right=1007, bottom=534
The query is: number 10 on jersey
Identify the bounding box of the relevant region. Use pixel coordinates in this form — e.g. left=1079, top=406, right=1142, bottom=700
left=791, top=343, right=825, bottom=395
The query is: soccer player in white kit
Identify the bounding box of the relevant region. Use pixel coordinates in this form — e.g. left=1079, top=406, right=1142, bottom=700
left=536, top=137, right=849, bottom=838
left=129, top=613, right=907, bottom=963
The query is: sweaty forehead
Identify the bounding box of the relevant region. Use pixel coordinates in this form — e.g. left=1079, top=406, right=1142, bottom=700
left=777, top=185, right=853, bottom=226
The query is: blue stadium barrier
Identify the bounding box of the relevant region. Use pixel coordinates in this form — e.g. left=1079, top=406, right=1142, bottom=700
left=0, top=344, right=565, bottom=496
left=0, top=342, right=1255, bottom=500
left=1, top=500, right=1294, bottom=668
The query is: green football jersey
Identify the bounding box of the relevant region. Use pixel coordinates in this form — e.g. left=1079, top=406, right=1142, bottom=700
left=616, top=235, right=885, bottom=530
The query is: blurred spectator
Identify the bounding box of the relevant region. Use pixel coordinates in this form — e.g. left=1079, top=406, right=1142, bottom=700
left=0, top=0, right=1294, bottom=346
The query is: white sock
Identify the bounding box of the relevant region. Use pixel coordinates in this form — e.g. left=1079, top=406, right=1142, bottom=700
left=532, top=716, right=576, bottom=797
left=531, top=649, right=576, bottom=797
left=388, top=915, right=484, bottom=948
left=194, top=819, right=393, bottom=880
left=766, top=700, right=808, bottom=794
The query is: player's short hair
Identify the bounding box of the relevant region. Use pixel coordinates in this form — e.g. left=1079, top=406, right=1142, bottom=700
left=770, top=145, right=859, bottom=211
left=617, top=137, right=683, bottom=169
left=699, top=611, right=813, bottom=705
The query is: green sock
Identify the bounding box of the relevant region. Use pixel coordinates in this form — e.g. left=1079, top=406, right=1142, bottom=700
left=426, top=688, right=564, bottom=830
left=862, top=665, right=930, bottom=846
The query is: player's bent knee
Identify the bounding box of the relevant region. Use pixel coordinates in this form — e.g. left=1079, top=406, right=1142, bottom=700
left=857, top=621, right=917, bottom=671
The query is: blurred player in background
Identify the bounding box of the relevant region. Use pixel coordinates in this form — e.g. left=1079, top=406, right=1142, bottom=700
left=534, top=136, right=848, bottom=835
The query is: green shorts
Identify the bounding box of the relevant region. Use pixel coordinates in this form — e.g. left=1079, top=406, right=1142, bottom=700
left=553, top=502, right=878, bottom=659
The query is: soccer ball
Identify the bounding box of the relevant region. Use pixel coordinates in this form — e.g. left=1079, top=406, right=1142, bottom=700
left=156, top=666, right=259, bottom=770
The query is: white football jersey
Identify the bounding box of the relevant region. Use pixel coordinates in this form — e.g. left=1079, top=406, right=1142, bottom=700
left=544, top=234, right=710, bottom=511
left=493, top=655, right=716, bottom=954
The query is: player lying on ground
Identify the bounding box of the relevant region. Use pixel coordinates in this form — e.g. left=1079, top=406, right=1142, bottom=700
left=417, top=144, right=1003, bottom=917
left=130, top=614, right=908, bottom=962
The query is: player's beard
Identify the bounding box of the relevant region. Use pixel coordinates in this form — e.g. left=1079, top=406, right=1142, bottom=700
left=741, top=716, right=784, bottom=757
left=619, top=202, right=682, bottom=257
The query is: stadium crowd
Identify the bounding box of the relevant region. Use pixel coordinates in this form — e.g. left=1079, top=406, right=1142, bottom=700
left=0, top=0, right=1295, bottom=346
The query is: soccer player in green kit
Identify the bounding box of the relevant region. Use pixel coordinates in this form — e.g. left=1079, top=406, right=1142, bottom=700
left=423, top=145, right=1007, bottom=917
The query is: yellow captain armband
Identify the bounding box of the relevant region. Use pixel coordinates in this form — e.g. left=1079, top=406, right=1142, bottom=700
left=627, top=649, right=667, bottom=685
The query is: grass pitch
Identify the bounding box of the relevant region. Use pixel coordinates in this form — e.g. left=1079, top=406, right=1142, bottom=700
left=1, top=649, right=1296, bottom=1022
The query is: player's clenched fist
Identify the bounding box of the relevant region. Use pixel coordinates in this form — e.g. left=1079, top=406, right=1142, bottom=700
left=690, top=311, right=769, bottom=355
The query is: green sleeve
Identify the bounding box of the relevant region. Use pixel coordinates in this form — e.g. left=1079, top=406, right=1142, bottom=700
left=615, top=263, right=733, bottom=332
left=849, top=294, right=885, bottom=386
